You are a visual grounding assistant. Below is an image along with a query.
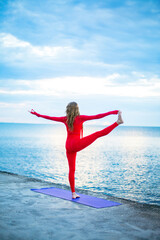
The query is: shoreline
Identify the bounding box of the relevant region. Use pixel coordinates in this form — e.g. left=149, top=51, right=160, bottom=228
left=1, top=170, right=160, bottom=209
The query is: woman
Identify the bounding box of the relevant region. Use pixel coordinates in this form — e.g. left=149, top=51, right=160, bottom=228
left=29, top=102, right=123, bottom=199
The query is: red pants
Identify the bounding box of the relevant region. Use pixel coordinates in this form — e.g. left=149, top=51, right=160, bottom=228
left=66, top=122, right=118, bottom=192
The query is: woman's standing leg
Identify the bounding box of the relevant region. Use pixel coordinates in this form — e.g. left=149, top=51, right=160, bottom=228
left=66, top=151, right=76, bottom=192
left=66, top=151, right=80, bottom=198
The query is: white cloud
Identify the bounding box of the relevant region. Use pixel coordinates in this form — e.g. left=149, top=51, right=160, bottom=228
left=0, top=74, right=160, bottom=98
left=0, top=102, right=26, bottom=108
left=0, top=33, right=30, bottom=48
left=0, top=33, right=79, bottom=65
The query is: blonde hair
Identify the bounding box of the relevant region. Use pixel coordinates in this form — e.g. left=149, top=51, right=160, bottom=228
left=66, top=102, right=80, bottom=131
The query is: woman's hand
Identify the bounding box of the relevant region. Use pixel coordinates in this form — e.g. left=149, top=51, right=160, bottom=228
left=28, top=109, right=38, bottom=116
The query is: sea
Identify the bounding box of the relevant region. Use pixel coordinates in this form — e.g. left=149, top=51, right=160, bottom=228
left=0, top=122, right=160, bottom=206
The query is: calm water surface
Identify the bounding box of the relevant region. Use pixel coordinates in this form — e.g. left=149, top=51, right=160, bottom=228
left=0, top=123, right=159, bottom=206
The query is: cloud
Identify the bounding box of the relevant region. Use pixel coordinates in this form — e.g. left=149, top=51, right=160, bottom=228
left=0, top=73, right=160, bottom=98
left=0, top=33, right=79, bottom=67
left=0, top=33, right=129, bottom=78
left=0, top=102, right=26, bottom=108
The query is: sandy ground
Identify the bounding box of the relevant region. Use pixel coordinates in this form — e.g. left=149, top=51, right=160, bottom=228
left=0, top=171, right=160, bottom=240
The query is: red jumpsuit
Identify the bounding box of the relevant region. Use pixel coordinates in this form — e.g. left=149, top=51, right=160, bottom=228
left=36, top=110, right=119, bottom=192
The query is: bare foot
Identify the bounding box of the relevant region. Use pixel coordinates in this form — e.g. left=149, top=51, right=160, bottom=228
left=117, top=111, right=124, bottom=125
left=72, top=192, right=80, bottom=199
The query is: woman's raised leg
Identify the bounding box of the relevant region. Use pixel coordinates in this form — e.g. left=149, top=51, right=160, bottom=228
left=73, top=121, right=119, bottom=152
left=72, top=111, right=124, bottom=152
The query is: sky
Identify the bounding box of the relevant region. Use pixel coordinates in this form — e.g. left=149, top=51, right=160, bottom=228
left=0, top=0, right=160, bottom=126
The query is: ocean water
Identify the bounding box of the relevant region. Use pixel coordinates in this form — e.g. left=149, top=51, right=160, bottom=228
left=0, top=123, right=160, bottom=206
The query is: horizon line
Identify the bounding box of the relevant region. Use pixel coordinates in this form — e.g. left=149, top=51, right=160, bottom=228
left=0, top=122, right=160, bottom=128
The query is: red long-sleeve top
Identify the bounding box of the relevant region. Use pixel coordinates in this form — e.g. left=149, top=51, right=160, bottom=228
left=36, top=110, right=119, bottom=140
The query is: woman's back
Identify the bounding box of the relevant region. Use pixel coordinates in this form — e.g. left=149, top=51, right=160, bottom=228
left=66, top=116, right=83, bottom=138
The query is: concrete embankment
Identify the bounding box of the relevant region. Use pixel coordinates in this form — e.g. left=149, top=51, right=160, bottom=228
left=0, top=171, right=160, bottom=240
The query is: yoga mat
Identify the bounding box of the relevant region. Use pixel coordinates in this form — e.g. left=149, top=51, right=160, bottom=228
left=31, top=187, right=121, bottom=208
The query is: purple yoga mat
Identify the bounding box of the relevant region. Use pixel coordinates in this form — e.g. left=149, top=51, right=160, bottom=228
left=31, top=187, right=121, bottom=208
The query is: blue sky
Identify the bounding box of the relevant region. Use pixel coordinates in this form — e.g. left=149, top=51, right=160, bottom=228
left=0, top=0, right=160, bottom=126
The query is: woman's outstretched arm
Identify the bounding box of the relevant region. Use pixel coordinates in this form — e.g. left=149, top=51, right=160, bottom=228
left=29, top=109, right=66, bottom=123
left=80, top=110, right=119, bottom=122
